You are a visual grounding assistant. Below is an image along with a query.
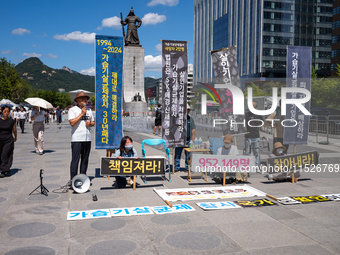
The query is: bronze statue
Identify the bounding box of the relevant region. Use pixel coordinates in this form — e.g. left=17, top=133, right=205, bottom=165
left=121, top=7, right=142, bottom=46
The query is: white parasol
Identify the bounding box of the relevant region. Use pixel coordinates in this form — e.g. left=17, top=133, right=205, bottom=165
left=24, top=98, right=53, bottom=109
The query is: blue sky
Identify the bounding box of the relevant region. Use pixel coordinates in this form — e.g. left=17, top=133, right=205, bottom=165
left=0, top=0, right=194, bottom=78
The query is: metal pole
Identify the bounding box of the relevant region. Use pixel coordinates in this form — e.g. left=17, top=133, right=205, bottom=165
left=326, top=116, right=329, bottom=143
left=316, top=115, right=318, bottom=143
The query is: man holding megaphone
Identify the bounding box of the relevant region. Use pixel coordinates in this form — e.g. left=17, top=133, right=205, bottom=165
left=68, top=91, right=95, bottom=188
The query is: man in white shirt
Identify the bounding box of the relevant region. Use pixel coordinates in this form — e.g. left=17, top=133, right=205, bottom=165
left=17, top=107, right=27, bottom=133
left=68, top=91, right=95, bottom=187
left=31, top=107, right=48, bottom=155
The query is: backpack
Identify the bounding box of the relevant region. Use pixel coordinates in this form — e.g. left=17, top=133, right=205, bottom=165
left=155, top=108, right=161, bottom=119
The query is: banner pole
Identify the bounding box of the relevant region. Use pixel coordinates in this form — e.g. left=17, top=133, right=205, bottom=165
left=172, top=148, right=175, bottom=174
left=292, top=144, right=296, bottom=183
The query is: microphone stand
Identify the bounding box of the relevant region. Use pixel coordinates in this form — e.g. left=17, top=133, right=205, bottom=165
left=29, top=169, right=49, bottom=196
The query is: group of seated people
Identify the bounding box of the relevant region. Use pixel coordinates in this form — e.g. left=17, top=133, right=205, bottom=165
left=211, top=134, right=300, bottom=183
left=111, top=134, right=299, bottom=189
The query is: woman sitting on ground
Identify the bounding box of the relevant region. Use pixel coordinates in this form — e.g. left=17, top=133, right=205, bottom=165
left=115, top=136, right=138, bottom=188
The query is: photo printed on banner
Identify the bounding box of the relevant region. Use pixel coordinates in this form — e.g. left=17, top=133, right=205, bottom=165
left=211, top=46, right=246, bottom=135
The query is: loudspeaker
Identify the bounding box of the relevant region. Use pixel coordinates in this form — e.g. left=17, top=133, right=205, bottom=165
left=72, top=174, right=90, bottom=193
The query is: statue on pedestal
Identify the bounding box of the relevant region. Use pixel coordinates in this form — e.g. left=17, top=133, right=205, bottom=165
left=120, top=7, right=142, bottom=46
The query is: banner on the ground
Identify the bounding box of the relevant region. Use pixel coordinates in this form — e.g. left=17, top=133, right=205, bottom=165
left=161, top=40, right=188, bottom=148
left=101, top=157, right=165, bottom=176
left=284, top=46, right=311, bottom=145
left=320, top=194, right=340, bottom=201
left=266, top=151, right=319, bottom=173
left=211, top=46, right=246, bottom=135
left=67, top=204, right=193, bottom=220
left=197, top=201, right=242, bottom=210
left=191, top=154, right=255, bottom=173
left=150, top=204, right=195, bottom=214
left=153, top=185, right=266, bottom=202
left=290, top=195, right=331, bottom=204
left=95, top=35, right=123, bottom=149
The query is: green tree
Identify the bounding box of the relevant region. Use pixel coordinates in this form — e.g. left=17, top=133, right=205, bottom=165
left=243, top=83, right=267, bottom=97
left=0, top=57, right=31, bottom=103
left=311, top=66, right=317, bottom=78
left=335, top=63, right=340, bottom=77
left=30, top=89, right=72, bottom=109
left=90, top=95, right=95, bottom=105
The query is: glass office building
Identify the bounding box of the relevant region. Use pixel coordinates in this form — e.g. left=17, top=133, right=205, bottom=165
left=194, top=0, right=333, bottom=80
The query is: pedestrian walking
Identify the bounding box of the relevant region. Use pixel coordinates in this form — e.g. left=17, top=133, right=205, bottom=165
left=17, top=107, right=27, bottom=133
left=31, top=107, right=48, bottom=155
left=0, top=106, right=17, bottom=177
left=56, top=106, right=62, bottom=125
left=153, top=103, right=162, bottom=135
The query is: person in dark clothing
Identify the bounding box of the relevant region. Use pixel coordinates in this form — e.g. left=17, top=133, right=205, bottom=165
left=56, top=106, right=62, bottom=125
left=174, top=104, right=196, bottom=171
left=0, top=106, right=17, bottom=177
left=115, top=136, right=138, bottom=187
left=153, top=103, right=162, bottom=135
left=244, top=101, right=263, bottom=166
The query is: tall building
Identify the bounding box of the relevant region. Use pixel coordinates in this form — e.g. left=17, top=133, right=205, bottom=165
left=332, top=0, right=340, bottom=76
left=194, top=0, right=333, bottom=80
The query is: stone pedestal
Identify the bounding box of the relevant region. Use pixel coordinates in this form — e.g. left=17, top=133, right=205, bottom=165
left=124, top=101, right=148, bottom=116
left=123, top=46, right=147, bottom=115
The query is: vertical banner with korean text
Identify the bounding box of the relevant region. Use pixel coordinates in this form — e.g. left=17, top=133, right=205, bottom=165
left=211, top=46, right=247, bottom=135
left=284, top=46, right=311, bottom=145
left=95, top=35, right=123, bottom=149
left=162, top=40, right=188, bottom=148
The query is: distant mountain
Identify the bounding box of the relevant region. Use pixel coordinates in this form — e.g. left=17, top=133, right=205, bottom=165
left=15, top=57, right=95, bottom=92
left=15, top=57, right=159, bottom=94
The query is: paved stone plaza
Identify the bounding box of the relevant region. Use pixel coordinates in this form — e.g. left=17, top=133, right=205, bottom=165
left=1, top=121, right=340, bottom=255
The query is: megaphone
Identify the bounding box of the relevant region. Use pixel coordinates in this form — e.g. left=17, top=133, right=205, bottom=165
left=72, top=174, right=90, bottom=193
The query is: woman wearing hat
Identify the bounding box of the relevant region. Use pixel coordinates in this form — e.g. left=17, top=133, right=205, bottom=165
left=268, top=142, right=300, bottom=181
left=68, top=91, right=95, bottom=187
left=214, top=134, right=247, bottom=183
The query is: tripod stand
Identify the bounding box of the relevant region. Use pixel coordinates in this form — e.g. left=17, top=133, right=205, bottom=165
left=29, top=169, right=49, bottom=196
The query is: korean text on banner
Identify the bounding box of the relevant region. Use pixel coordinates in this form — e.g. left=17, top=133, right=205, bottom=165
left=284, top=46, right=311, bottom=144
left=210, top=46, right=247, bottom=135
left=95, top=35, right=123, bottom=149
left=162, top=40, right=188, bottom=148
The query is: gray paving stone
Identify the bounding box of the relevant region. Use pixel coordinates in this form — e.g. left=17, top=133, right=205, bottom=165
left=247, top=244, right=337, bottom=255
left=86, top=240, right=137, bottom=255
left=4, top=246, right=56, bottom=255
left=166, top=231, right=221, bottom=250
left=8, top=222, right=56, bottom=238
left=217, top=221, right=316, bottom=250
left=90, top=218, right=126, bottom=231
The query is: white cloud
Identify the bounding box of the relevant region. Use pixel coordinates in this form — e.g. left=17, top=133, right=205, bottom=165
left=80, top=67, right=95, bottom=76
left=142, top=13, right=166, bottom=25
left=45, top=53, right=58, bottom=59
left=98, top=16, right=121, bottom=30
left=1, top=50, right=15, bottom=55
left=53, top=31, right=95, bottom=44
left=145, top=55, right=162, bottom=72
left=22, top=53, right=42, bottom=58
left=147, top=0, right=179, bottom=6
left=155, top=43, right=162, bottom=53
left=11, top=28, right=31, bottom=35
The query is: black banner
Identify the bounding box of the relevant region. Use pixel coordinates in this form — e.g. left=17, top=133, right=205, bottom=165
left=162, top=40, right=188, bottom=148
left=211, top=46, right=246, bottom=135
left=266, top=151, right=319, bottom=173
left=101, top=157, right=165, bottom=176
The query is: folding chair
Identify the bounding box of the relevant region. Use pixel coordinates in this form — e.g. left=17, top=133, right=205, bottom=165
left=141, top=139, right=171, bottom=183
left=209, top=137, right=224, bottom=154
